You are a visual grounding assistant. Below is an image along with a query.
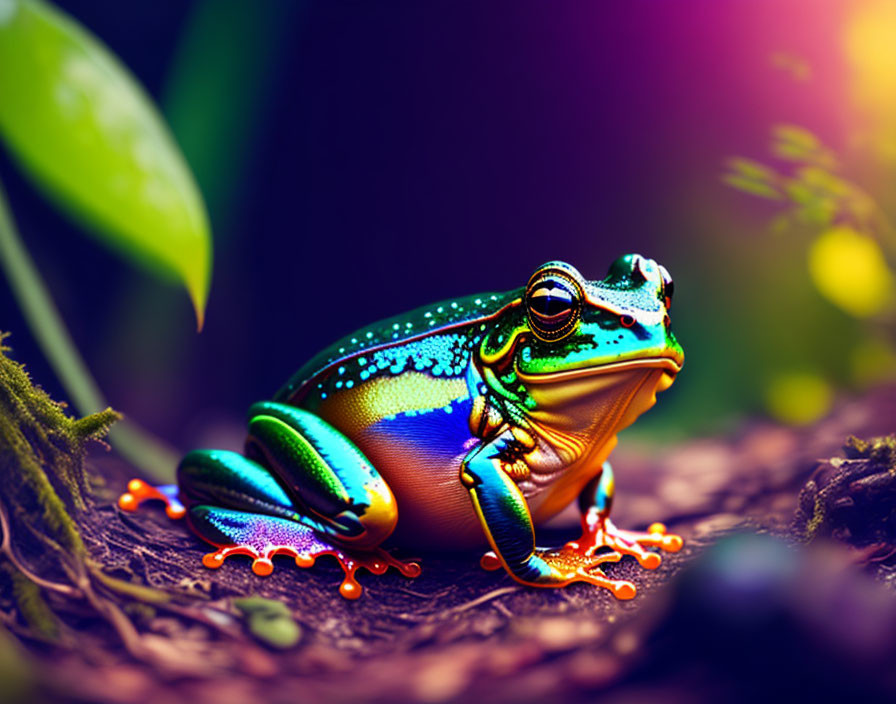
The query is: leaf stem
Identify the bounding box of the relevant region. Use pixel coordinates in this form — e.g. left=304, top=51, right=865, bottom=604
left=0, top=178, right=177, bottom=481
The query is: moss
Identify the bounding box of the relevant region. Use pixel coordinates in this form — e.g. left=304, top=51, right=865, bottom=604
left=0, top=332, right=118, bottom=516
left=0, top=625, right=35, bottom=703
left=795, top=434, right=896, bottom=546
left=843, top=434, right=896, bottom=467
left=0, top=332, right=118, bottom=620
left=71, top=408, right=121, bottom=443
left=0, top=397, right=86, bottom=555
left=802, top=501, right=824, bottom=542
left=1, top=565, right=59, bottom=641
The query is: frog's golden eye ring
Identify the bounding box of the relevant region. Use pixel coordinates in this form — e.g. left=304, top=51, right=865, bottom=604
left=525, top=270, right=583, bottom=342
left=620, top=315, right=635, bottom=328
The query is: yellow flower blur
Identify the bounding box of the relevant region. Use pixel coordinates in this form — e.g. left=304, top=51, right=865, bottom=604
left=807, top=226, right=893, bottom=317
left=844, top=0, right=896, bottom=160
left=765, top=372, right=832, bottom=426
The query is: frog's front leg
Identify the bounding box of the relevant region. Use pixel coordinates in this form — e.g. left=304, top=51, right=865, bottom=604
left=566, top=462, right=683, bottom=569
left=461, top=430, right=637, bottom=599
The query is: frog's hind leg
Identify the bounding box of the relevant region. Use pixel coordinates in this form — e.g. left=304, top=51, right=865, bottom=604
left=242, top=401, right=401, bottom=549
left=180, top=404, right=420, bottom=597
left=568, top=462, right=683, bottom=570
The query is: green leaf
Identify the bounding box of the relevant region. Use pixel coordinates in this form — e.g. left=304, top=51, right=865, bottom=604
left=772, top=124, right=837, bottom=169
left=726, top=157, right=779, bottom=182
left=773, top=124, right=820, bottom=152
left=796, top=166, right=849, bottom=197
left=233, top=597, right=302, bottom=650
left=0, top=0, right=211, bottom=327
left=722, top=174, right=783, bottom=200
left=783, top=179, right=818, bottom=205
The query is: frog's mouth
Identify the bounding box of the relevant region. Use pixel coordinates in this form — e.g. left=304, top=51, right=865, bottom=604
left=515, top=355, right=682, bottom=385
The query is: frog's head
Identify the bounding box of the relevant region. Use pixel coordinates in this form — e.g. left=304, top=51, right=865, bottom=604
left=480, top=254, right=683, bottom=441
left=516, top=254, right=683, bottom=379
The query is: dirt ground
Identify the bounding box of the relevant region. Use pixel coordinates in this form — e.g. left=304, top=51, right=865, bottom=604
left=6, top=387, right=896, bottom=704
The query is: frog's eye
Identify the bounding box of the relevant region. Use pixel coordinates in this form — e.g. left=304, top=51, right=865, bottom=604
left=525, top=271, right=582, bottom=341
left=659, top=265, right=674, bottom=309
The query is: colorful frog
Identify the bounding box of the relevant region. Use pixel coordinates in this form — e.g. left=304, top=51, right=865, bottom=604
left=120, top=254, right=684, bottom=599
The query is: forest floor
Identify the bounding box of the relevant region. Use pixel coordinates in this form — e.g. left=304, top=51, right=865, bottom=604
left=6, top=387, right=896, bottom=704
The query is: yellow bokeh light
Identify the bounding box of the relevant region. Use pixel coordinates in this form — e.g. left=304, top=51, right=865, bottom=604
left=844, top=0, right=896, bottom=159
left=850, top=336, right=896, bottom=387
left=845, top=0, right=896, bottom=109
left=807, top=226, right=894, bottom=317
left=765, top=372, right=832, bottom=426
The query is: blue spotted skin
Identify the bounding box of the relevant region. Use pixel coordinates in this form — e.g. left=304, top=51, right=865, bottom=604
left=188, top=504, right=331, bottom=558
left=170, top=254, right=685, bottom=595
left=277, top=291, right=518, bottom=404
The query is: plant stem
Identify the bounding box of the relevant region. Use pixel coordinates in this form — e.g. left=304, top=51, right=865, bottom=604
left=0, top=178, right=177, bottom=481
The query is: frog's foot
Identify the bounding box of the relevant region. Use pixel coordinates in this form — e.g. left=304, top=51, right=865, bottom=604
left=117, top=479, right=186, bottom=520
left=479, top=547, right=637, bottom=600
left=189, top=506, right=421, bottom=599
left=566, top=513, right=683, bottom=570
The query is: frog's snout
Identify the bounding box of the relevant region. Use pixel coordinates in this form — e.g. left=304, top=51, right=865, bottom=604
left=603, top=254, right=666, bottom=290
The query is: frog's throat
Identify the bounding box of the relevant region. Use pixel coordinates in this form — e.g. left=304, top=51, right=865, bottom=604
left=520, top=364, right=666, bottom=474
left=514, top=357, right=680, bottom=458
left=525, top=365, right=672, bottom=523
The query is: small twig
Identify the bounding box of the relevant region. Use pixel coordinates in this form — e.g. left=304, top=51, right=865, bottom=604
left=385, top=611, right=429, bottom=623
left=390, top=585, right=522, bottom=623
left=397, top=586, right=457, bottom=599
left=88, top=563, right=172, bottom=605
left=58, top=553, right=203, bottom=673
left=25, top=521, right=69, bottom=556
left=442, top=586, right=521, bottom=615
left=493, top=600, right=514, bottom=619
left=849, top=543, right=896, bottom=564
left=80, top=581, right=151, bottom=661
left=0, top=501, right=81, bottom=597
left=155, top=601, right=243, bottom=639
left=367, top=627, right=397, bottom=640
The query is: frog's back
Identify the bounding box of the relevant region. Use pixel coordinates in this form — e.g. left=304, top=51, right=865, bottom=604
left=275, top=290, right=518, bottom=405
left=273, top=290, right=519, bottom=548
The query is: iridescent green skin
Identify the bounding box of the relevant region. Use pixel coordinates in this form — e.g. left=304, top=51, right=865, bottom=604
left=133, top=254, right=684, bottom=598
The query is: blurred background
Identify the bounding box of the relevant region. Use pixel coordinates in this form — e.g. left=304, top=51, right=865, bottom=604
left=2, top=0, right=896, bottom=455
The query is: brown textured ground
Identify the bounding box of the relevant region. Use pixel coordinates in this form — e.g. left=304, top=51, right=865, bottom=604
left=11, top=388, right=896, bottom=704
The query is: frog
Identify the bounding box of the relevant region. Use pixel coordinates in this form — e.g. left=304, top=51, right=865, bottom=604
left=119, top=254, right=684, bottom=599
